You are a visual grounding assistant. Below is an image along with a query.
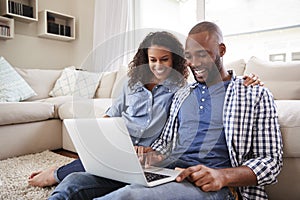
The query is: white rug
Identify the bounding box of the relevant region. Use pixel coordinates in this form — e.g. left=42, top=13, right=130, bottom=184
left=0, top=150, right=75, bottom=200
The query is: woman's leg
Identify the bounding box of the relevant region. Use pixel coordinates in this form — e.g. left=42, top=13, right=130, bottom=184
left=29, top=158, right=85, bottom=187
left=48, top=172, right=126, bottom=200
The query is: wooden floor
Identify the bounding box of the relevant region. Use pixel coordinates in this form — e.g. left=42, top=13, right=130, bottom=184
left=52, top=149, right=79, bottom=159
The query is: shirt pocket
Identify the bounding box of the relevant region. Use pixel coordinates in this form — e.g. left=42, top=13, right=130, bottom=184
left=126, top=92, right=149, bottom=117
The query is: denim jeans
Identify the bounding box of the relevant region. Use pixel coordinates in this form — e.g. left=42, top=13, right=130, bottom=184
left=54, top=159, right=85, bottom=183
left=49, top=172, right=126, bottom=200
left=49, top=172, right=235, bottom=200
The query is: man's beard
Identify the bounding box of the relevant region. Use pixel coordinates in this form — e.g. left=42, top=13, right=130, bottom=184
left=193, top=55, right=222, bottom=85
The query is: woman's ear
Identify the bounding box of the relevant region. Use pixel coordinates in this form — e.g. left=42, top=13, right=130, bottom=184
left=219, top=43, right=226, bottom=57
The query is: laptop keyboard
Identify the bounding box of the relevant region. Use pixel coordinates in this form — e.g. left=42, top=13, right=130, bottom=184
left=144, top=171, right=170, bottom=182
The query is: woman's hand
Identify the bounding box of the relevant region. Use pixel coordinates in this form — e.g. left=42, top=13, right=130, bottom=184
left=243, top=73, right=264, bottom=86
left=134, top=146, right=164, bottom=168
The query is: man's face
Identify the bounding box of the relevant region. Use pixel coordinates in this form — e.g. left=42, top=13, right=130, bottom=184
left=184, top=31, right=222, bottom=85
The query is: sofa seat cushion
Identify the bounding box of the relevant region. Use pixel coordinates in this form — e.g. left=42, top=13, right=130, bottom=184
left=275, top=100, right=300, bottom=158
left=37, top=96, right=75, bottom=118
left=58, top=98, right=112, bottom=119
left=0, top=102, right=55, bottom=126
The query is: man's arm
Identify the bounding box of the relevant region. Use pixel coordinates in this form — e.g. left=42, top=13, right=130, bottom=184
left=177, top=86, right=283, bottom=191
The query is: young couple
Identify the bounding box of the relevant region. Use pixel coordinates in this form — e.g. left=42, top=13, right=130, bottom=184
left=29, top=21, right=282, bottom=200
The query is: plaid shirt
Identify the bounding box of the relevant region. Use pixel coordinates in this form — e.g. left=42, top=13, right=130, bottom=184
left=151, top=74, right=283, bottom=199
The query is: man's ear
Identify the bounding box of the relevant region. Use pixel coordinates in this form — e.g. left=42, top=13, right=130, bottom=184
left=219, top=43, right=226, bottom=57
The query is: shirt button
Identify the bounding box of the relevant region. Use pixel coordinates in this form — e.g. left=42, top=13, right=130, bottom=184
left=201, top=98, right=205, bottom=102
left=199, top=106, right=204, bottom=109
left=135, top=140, right=139, bottom=144
left=148, top=108, right=151, bottom=112
left=147, top=119, right=150, bottom=123
left=202, top=86, right=206, bottom=89
left=202, top=91, right=205, bottom=94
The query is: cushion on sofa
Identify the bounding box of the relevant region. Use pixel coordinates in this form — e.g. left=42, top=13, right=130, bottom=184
left=95, top=71, right=118, bottom=98
left=0, top=102, right=55, bottom=126
left=58, top=98, right=112, bottom=119
left=224, top=59, right=246, bottom=76
left=49, top=67, right=102, bottom=99
left=0, top=57, right=37, bottom=102
left=15, top=67, right=62, bottom=101
left=111, top=65, right=128, bottom=98
left=37, top=96, right=75, bottom=118
left=275, top=100, right=300, bottom=157
left=245, top=56, right=300, bottom=100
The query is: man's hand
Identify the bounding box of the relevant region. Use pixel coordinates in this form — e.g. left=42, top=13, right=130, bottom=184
left=176, top=165, right=225, bottom=192
left=243, top=73, right=264, bottom=86
left=176, top=165, right=257, bottom=192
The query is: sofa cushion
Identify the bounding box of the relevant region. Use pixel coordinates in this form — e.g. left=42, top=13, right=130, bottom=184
left=275, top=100, right=300, bottom=157
left=245, top=56, right=300, bottom=100
left=15, top=67, right=62, bottom=101
left=58, top=98, right=112, bottom=119
left=111, top=66, right=128, bottom=98
left=49, top=67, right=102, bottom=99
left=0, top=57, right=37, bottom=102
left=0, top=102, right=55, bottom=125
left=37, top=96, right=75, bottom=118
left=225, top=59, right=246, bottom=76
left=95, top=71, right=118, bottom=98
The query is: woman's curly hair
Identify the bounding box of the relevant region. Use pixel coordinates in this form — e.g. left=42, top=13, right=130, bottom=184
left=128, top=31, right=188, bottom=89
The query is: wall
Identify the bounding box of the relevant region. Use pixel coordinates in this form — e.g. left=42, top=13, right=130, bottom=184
left=0, top=0, right=95, bottom=69
left=224, top=26, right=300, bottom=63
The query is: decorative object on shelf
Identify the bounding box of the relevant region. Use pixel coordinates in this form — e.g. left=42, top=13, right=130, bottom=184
left=38, top=10, right=75, bottom=41
left=0, top=0, right=38, bottom=22
left=0, top=16, right=14, bottom=39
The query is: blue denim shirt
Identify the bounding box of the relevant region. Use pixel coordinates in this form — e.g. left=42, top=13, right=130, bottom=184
left=106, top=78, right=180, bottom=146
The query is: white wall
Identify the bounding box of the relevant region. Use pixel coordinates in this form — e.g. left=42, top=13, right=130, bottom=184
left=224, top=27, right=300, bottom=63
left=0, top=0, right=95, bottom=69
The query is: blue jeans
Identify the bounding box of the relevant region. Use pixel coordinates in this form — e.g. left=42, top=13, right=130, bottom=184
left=54, top=159, right=85, bottom=183
left=49, top=172, right=126, bottom=200
left=49, top=172, right=235, bottom=200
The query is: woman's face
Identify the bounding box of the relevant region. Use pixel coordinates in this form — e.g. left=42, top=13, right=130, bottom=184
left=148, top=45, right=173, bottom=83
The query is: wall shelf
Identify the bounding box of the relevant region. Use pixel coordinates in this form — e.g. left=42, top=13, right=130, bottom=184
left=38, top=10, right=75, bottom=41
left=0, top=0, right=38, bottom=23
left=0, top=16, right=14, bottom=39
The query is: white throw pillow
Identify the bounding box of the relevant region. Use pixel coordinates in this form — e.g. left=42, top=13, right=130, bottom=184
left=49, top=67, right=102, bottom=99
left=0, top=57, right=37, bottom=102
left=245, top=56, right=300, bottom=100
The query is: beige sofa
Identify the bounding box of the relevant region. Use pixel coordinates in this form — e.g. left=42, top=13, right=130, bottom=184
left=0, top=65, right=126, bottom=160
left=0, top=56, right=299, bottom=200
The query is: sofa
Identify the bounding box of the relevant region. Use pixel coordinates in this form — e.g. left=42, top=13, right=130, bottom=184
left=0, top=56, right=299, bottom=200
left=0, top=56, right=126, bottom=160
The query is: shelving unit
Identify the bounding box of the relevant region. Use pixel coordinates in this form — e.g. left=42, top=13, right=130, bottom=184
left=38, top=10, right=75, bottom=41
left=0, top=0, right=38, bottom=23
left=0, top=16, right=14, bottom=39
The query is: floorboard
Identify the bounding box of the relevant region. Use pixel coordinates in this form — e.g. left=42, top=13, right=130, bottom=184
left=52, top=149, right=79, bottom=159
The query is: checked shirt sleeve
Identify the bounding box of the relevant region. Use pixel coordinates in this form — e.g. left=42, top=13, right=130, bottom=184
left=243, top=87, right=283, bottom=186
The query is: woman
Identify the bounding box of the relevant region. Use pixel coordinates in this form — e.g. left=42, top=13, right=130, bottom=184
left=28, top=31, right=188, bottom=187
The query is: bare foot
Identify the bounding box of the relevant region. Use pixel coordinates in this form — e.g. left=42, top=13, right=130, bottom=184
left=28, top=166, right=58, bottom=187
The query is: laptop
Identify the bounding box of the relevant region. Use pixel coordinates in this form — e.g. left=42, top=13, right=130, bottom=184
left=63, top=118, right=181, bottom=187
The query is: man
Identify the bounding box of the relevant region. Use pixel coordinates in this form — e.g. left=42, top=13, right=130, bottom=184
left=49, top=21, right=282, bottom=200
